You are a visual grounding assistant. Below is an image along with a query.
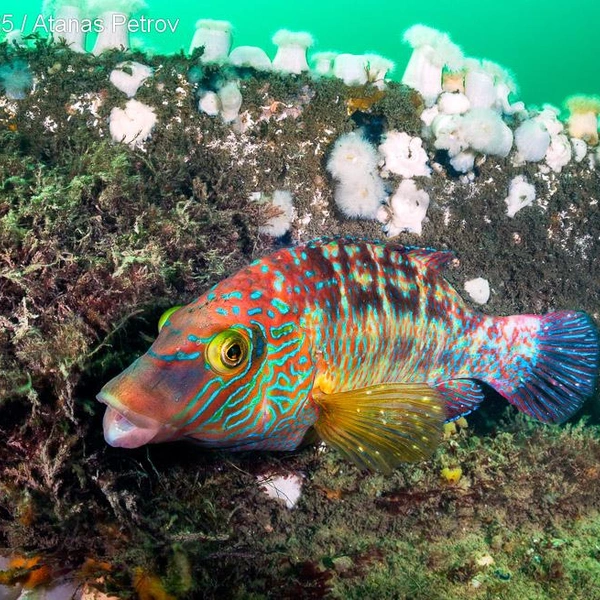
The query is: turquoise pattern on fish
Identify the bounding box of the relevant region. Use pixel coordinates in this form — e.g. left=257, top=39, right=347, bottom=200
left=97, top=238, right=599, bottom=469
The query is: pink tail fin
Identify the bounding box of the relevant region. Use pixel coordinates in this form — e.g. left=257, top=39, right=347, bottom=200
left=492, top=311, right=598, bottom=423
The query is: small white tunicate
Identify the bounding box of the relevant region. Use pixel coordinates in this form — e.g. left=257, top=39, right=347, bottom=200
left=257, top=190, right=295, bottom=237
left=109, top=99, right=157, bottom=149
left=504, top=175, right=536, bottom=218
left=464, top=277, right=490, bottom=304
left=383, top=179, right=430, bottom=236
left=257, top=472, right=304, bottom=509
left=378, top=131, right=431, bottom=178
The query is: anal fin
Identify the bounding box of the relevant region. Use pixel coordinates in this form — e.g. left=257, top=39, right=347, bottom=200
left=434, top=379, right=485, bottom=421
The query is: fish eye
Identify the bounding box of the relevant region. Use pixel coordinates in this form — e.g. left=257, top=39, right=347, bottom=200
left=207, top=329, right=250, bottom=374
left=222, top=340, right=243, bottom=366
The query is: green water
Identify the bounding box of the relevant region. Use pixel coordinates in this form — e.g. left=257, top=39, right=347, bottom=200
left=4, top=0, right=600, bottom=108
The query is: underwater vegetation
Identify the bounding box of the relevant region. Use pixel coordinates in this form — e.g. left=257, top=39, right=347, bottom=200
left=0, top=8, right=599, bottom=599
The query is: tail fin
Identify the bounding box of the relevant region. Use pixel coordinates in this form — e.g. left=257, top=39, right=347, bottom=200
left=494, top=311, right=599, bottom=423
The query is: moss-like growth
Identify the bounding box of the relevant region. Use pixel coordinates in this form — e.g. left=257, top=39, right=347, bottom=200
left=0, top=38, right=599, bottom=599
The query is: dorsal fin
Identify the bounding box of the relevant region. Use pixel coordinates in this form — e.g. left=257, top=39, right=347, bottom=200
left=298, top=238, right=454, bottom=272
left=404, top=247, right=455, bottom=271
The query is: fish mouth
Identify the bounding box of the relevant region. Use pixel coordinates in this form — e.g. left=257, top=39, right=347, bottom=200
left=97, top=391, right=172, bottom=449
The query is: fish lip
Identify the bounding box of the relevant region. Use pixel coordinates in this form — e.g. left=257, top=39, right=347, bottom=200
left=97, top=390, right=174, bottom=448
left=96, top=390, right=163, bottom=431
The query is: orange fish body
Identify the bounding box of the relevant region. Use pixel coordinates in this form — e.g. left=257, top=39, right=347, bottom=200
left=98, top=239, right=599, bottom=471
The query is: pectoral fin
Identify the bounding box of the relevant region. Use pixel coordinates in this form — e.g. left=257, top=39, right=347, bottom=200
left=313, top=383, right=445, bottom=473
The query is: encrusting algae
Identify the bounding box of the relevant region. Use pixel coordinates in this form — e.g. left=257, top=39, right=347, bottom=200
left=0, top=14, right=599, bottom=600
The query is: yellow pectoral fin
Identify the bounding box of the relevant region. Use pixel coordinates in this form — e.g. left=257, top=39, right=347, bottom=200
left=313, top=383, right=446, bottom=473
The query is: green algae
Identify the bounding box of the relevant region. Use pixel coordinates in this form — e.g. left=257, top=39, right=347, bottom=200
left=0, top=39, right=599, bottom=599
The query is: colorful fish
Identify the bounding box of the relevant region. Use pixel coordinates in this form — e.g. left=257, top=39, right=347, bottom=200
left=97, top=239, right=599, bottom=472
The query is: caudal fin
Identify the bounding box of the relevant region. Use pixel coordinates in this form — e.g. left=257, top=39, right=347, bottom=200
left=496, top=311, right=599, bottom=423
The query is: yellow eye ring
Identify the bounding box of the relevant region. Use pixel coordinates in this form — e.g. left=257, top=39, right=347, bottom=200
left=206, top=329, right=250, bottom=375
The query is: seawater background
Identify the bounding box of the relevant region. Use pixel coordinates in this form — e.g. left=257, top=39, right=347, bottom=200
left=5, top=0, right=600, bottom=108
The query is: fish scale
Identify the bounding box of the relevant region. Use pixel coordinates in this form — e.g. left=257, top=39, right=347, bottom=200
left=298, top=240, right=478, bottom=392
left=97, top=238, right=599, bottom=471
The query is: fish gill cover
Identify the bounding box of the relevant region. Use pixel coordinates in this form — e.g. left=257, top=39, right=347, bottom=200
left=0, top=4, right=599, bottom=600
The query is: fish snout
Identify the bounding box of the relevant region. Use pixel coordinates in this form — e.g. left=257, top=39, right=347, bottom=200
left=96, top=355, right=186, bottom=448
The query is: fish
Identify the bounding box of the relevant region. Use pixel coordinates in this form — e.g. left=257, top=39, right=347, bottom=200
left=97, top=238, right=599, bottom=472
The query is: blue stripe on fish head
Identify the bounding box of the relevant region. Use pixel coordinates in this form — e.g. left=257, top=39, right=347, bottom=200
left=101, top=287, right=319, bottom=451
